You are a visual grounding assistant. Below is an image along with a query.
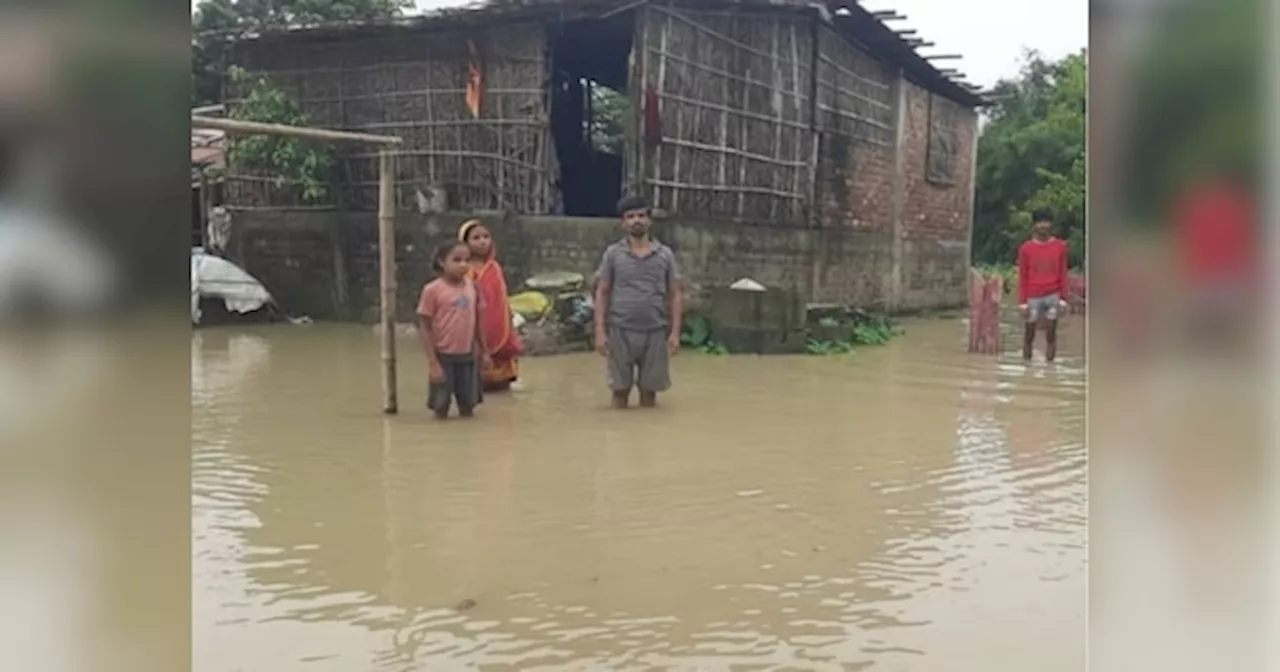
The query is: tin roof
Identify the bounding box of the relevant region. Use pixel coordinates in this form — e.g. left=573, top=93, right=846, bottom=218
left=204, top=0, right=987, bottom=107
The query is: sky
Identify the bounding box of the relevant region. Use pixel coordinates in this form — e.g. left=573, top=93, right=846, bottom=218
left=413, top=0, right=1087, bottom=90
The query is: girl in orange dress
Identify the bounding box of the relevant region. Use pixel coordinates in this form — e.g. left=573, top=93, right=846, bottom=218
left=458, top=219, right=523, bottom=391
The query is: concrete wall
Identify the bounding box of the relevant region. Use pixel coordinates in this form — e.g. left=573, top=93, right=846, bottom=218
left=228, top=210, right=838, bottom=322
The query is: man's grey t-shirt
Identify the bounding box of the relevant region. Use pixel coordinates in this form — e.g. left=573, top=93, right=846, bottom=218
left=596, top=238, right=680, bottom=332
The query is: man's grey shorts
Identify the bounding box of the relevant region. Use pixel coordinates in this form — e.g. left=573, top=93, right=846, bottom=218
left=606, top=326, right=670, bottom=392
left=1026, top=293, right=1062, bottom=323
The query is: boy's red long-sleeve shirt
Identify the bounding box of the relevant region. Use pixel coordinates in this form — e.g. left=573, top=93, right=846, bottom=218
left=1017, top=238, right=1069, bottom=304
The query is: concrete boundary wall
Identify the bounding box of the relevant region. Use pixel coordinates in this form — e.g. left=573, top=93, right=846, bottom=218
left=226, top=208, right=965, bottom=323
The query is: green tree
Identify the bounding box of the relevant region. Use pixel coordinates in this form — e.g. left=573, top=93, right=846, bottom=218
left=191, top=0, right=413, bottom=106
left=972, top=50, right=1086, bottom=268
left=589, top=84, right=629, bottom=154
left=1125, top=0, right=1259, bottom=220
left=223, top=67, right=336, bottom=203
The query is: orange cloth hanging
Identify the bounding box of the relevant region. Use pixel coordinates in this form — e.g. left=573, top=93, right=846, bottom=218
left=465, top=39, right=483, bottom=118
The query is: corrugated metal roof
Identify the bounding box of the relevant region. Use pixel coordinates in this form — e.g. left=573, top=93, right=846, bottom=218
left=206, top=0, right=987, bottom=107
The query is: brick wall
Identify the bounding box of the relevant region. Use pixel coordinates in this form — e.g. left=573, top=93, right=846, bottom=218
left=897, top=81, right=978, bottom=310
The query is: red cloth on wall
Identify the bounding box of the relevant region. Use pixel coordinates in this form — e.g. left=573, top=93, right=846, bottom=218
left=643, top=85, right=662, bottom=147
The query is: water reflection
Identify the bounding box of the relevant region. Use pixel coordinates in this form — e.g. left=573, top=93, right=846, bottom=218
left=193, top=318, right=1085, bottom=670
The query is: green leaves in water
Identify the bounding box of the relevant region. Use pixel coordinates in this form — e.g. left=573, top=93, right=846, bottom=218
left=806, top=339, right=855, bottom=355
left=696, top=342, right=730, bottom=355
left=681, top=314, right=711, bottom=347
left=805, top=311, right=902, bottom=355
left=680, top=313, right=730, bottom=355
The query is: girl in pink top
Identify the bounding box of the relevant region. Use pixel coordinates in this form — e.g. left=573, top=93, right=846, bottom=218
left=417, top=241, right=490, bottom=418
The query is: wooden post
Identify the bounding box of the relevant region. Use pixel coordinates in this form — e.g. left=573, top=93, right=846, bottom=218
left=378, top=149, right=398, bottom=414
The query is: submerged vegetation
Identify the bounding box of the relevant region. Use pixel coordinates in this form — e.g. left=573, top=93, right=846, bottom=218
left=806, top=309, right=903, bottom=356
left=679, top=314, right=731, bottom=355
left=680, top=308, right=903, bottom=356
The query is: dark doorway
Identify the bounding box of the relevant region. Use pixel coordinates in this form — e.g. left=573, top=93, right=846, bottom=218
left=549, top=13, right=633, bottom=217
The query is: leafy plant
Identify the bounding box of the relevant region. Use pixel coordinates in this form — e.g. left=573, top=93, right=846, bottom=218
left=851, top=324, right=892, bottom=345
left=697, top=341, right=730, bottom=356
left=225, top=66, right=336, bottom=203
left=806, top=339, right=855, bottom=356
left=680, top=314, right=711, bottom=347
left=678, top=313, right=730, bottom=354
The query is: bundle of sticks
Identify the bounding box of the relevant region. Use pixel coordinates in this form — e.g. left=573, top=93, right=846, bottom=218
left=967, top=269, right=1004, bottom=355
left=1067, top=273, right=1087, bottom=314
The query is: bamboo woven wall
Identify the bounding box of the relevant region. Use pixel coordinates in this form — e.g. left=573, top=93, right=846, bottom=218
left=814, top=25, right=896, bottom=146
left=639, top=5, right=814, bottom=225
left=224, top=24, right=555, bottom=213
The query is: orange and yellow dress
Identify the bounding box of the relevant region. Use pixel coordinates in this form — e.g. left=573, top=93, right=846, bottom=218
left=459, top=220, right=523, bottom=390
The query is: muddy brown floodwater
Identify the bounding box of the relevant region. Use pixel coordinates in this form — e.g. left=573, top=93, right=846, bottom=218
left=193, top=316, right=1085, bottom=671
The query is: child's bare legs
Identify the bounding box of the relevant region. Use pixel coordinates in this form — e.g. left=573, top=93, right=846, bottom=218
left=639, top=390, right=657, bottom=408
left=612, top=390, right=629, bottom=409
left=458, top=404, right=475, bottom=418
left=1045, top=320, right=1059, bottom=362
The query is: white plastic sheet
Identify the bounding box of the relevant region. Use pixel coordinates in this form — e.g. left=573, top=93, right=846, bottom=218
left=191, top=248, right=273, bottom=324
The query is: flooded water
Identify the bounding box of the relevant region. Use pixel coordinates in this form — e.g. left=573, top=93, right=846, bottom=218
left=192, top=317, right=1085, bottom=671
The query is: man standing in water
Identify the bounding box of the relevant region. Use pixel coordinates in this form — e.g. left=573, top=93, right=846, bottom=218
left=1017, top=209, right=1071, bottom=362
left=593, top=195, right=683, bottom=408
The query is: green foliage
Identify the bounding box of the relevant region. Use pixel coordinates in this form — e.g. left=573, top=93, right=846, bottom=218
left=973, top=50, right=1086, bottom=268
left=1126, top=1, right=1259, bottom=219
left=680, top=313, right=711, bottom=347
left=804, top=308, right=901, bottom=355
left=679, top=313, right=730, bottom=355
left=193, top=0, right=413, bottom=34
left=851, top=324, right=892, bottom=346
left=192, top=0, right=413, bottom=107
left=696, top=341, right=730, bottom=356
left=806, top=339, right=855, bottom=356
left=589, top=85, right=629, bottom=155
left=225, top=67, right=336, bottom=203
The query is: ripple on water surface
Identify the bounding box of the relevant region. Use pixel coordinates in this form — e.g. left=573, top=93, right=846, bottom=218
left=192, top=318, right=1085, bottom=671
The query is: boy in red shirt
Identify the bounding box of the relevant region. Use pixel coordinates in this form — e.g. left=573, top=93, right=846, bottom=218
left=1017, top=209, right=1070, bottom=362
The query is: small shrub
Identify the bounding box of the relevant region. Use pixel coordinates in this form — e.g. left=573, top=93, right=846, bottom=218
left=806, top=339, right=855, bottom=356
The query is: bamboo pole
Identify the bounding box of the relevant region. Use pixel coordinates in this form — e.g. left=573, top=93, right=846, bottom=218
left=378, top=149, right=398, bottom=414
left=191, top=115, right=404, bottom=146
left=189, top=114, right=404, bottom=414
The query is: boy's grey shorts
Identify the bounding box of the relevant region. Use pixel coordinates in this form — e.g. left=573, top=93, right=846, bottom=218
left=606, top=326, right=671, bottom=393
left=1026, top=293, right=1062, bottom=323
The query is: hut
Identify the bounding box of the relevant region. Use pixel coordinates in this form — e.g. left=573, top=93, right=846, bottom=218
left=208, top=0, right=989, bottom=315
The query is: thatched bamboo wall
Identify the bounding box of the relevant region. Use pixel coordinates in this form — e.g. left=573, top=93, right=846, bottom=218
left=814, top=25, right=896, bottom=146
left=224, top=24, right=555, bottom=213
left=638, top=5, right=815, bottom=225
